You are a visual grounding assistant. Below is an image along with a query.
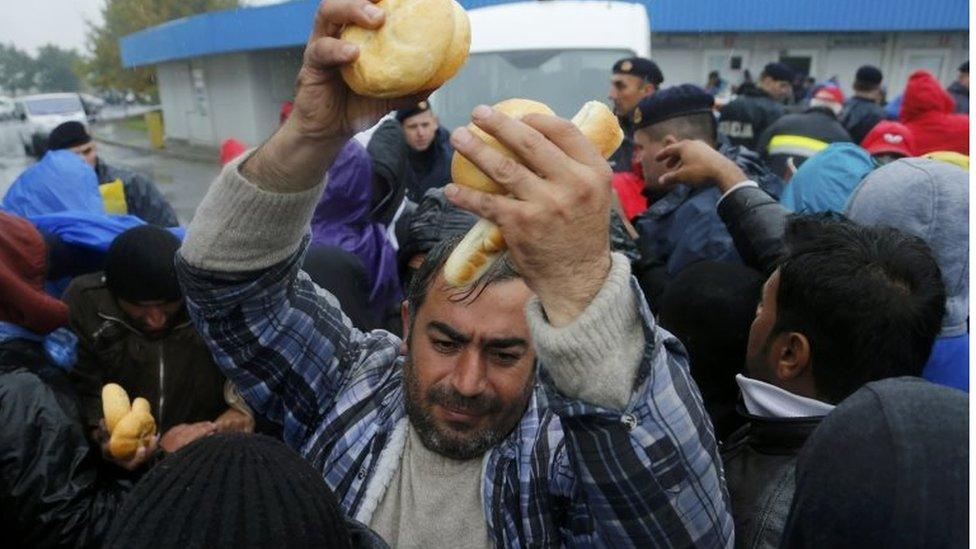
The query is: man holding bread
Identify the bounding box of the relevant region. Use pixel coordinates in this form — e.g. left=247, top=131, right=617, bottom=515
left=176, top=0, right=731, bottom=546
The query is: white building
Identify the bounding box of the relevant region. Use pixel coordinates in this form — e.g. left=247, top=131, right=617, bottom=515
left=120, top=0, right=969, bottom=147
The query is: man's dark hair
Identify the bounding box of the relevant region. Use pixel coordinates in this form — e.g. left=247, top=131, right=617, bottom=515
left=773, top=214, right=946, bottom=403
left=405, top=234, right=520, bottom=319
left=644, top=112, right=717, bottom=146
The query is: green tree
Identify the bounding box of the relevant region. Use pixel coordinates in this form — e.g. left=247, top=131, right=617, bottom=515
left=0, top=43, right=37, bottom=95
left=34, top=44, right=83, bottom=92
left=82, top=0, right=240, bottom=94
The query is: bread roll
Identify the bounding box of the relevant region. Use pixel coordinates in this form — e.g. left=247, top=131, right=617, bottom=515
left=339, top=0, right=470, bottom=98
left=131, top=397, right=151, bottom=416
left=108, top=408, right=157, bottom=460
left=419, top=1, right=471, bottom=90
left=102, top=383, right=130, bottom=434
left=450, top=99, right=555, bottom=195
left=444, top=100, right=622, bottom=287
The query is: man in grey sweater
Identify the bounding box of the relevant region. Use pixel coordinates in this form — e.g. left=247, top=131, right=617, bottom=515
left=175, top=0, right=732, bottom=546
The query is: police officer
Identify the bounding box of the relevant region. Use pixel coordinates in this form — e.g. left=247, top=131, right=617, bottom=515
left=839, top=65, right=886, bottom=144
left=608, top=57, right=664, bottom=172
left=718, top=62, right=794, bottom=151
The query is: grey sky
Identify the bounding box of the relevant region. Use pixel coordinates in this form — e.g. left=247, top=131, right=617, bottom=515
left=0, top=0, right=283, bottom=56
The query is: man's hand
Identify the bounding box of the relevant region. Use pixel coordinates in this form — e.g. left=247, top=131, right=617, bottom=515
left=241, top=0, right=428, bottom=192
left=215, top=408, right=255, bottom=434
left=655, top=139, right=749, bottom=194
left=159, top=422, right=218, bottom=454
left=96, top=420, right=159, bottom=471
left=445, top=105, right=613, bottom=327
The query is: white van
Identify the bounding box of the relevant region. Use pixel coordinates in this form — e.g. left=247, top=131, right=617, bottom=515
left=14, top=93, right=88, bottom=157
left=430, top=0, right=651, bottom=130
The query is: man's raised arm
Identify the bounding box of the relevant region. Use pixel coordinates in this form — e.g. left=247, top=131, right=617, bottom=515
left=176, top=0, right=424, bottom=448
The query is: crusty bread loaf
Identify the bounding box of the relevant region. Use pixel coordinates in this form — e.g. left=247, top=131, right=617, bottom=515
left=108, top=408, right=157, bottom=460
left=444, top=100, right=622, bottom=287
left=450, top=99, right=555, bottom=195
left=102, top=383, right=130, bottom=434
left=340, top=0, right=470, bottom=98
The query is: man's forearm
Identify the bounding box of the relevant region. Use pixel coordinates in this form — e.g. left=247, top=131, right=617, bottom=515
left=527, top=253, right=644, bottom=410
left=240, top=118, right=348, bottom=193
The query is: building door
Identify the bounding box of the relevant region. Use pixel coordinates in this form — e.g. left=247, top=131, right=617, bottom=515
left=901, top=48, right=950, bottom=83
left=186, top=61, right=215, bottom=144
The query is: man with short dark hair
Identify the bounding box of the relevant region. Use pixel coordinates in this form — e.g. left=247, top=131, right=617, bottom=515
left=367, top=101, right=454, bottom=214
left=630, top=84, right=780, bottom=304
left=174, top=2, right=733, bottom=546
left=607, top=56, right=664, bottom=172
left=947, top=60, right=969, bottom=114
left=651, top=139, right=948, bottom=549
left=65, top=225, right=253, bottom=444
left=46, top=121, right=179, bottom=227
left=840, top=65, right=887, bottom=144
left=718, top=62, right=794, bottom=150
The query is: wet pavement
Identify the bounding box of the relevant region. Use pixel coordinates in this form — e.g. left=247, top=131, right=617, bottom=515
left=0, top=119, right=219, bottom=225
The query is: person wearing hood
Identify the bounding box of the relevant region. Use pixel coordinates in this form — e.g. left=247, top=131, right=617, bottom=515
left=631, top=84, right=782, bottom=306
left=839, top=65, right=887, bottom=144
left=645, top=141, right=948, bottom=549
left=899, top=69, right=969, bottom=155
left=860, top=120, right=916, bottom=165
left=781, top=377, right=968, bottom=548
left=756, top=86, right=852, bottom=179
left=310, top=139, right=403, bottom=325
left=779, top=142, right=876, bottom=214
left=845, top=158, right=969, bottom=393
left=719, top=62, right=794, bottom=151
left=946, top=60, right=969, bottom=114
left=46, top=121, right=179, bottom=227
left=2, top=148, right=105, bottom=217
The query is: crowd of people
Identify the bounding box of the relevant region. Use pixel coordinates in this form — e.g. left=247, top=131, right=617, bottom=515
left=0, top=1, right=970, bottom=546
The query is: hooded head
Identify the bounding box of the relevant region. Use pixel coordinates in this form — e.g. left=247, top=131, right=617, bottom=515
left=0, top=211, right=69, bottom=334
left=780, top=142, right=876, bottom=214
left=2, top=149, right=103, bottom=217
left=900, top=70, right=957, bottom=122
left=845, top=158, right=968, bottom=336
left=781, top=377, right=968, bottom=548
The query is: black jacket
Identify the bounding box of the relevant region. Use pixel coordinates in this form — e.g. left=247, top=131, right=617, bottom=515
left=722, top=411, right=823, bottom=549
left=757, top=107, right=851, bottom=177
left=716, top=185, right=790, bottom=275
left=0, top=338, right=128, bottom=547
left=839, top=96, right=886, bottom=145
left=608, top=115, right=636, bottom=173
left=94, top=159, right=179, bottom=227
left=719, top=88, right=787, bottom=151
left=947, top=81, right=969, bottom=114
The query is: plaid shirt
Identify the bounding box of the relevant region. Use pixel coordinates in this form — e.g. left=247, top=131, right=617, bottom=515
left=177, top=246, right=732, bottom=548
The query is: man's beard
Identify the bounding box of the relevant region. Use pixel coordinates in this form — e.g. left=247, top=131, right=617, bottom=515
left=402, top=354, right=532, bottom=461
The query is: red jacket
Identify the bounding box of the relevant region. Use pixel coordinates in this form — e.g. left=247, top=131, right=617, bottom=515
left=900, top=70, right=969, bottom=155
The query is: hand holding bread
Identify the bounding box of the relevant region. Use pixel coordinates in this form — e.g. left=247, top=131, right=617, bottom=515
left=444, top=101, right=623, bottom=326
left=101, top=383, right=157, bottom=461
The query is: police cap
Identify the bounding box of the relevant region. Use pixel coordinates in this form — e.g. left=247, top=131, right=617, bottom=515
left=632, top=84, right=715, bottom=130
left=612, top=57, right=664, bottom=86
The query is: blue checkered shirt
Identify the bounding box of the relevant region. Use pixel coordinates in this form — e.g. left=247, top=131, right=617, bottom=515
left=176, top=247, right=732, bottom=548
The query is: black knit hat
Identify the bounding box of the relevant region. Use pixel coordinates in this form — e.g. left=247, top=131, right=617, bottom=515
left=47, top=121, right=92, bottom=150
left=761, top=62, right=795, bottom=83
left=105, top=433, right=355, bottom=549
left=632, top=84, right=715, bottom=130
left=612, top=57, right=664, bottom=86
left=105, top=225, right=182, bottom=303
left=855, top=65, right=883, bottom=86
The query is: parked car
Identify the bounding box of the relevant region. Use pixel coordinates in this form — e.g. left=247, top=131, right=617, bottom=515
left=79, top=93, right=106, bottom=120
left=14, top=93, right=88, bottom=157
left=0, top=96, right=14, bottom=120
